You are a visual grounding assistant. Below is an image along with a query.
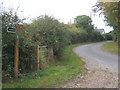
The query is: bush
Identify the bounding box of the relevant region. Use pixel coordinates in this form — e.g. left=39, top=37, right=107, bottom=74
left=90, top=30, right=104, bottom=41
left=78, top=30, right=88, bottom=43
left=2, top=10, right=36, bottom=79
left=65, top=24, right=89, bottom=44
left=30, top=15, right=71, bottom=57
left=103, top=31, right=113, bottom=40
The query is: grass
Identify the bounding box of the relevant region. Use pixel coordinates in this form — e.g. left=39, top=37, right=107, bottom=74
left=2, top=42, right=92, bottom=88
left=0, top=83, right=2, bottom=90
left=101, top=41, right=118, bottom=54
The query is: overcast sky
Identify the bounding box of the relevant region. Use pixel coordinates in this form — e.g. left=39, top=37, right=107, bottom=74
left=2, top=0, right=113, bottom=33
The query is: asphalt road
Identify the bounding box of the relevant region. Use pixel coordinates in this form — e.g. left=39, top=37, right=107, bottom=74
left=74, top=41, right=118, bottom=72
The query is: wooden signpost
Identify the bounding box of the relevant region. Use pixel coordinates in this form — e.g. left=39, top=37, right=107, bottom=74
left=14, top=35, right=19, bottom=79
left=7, top=27, right=19, bottom=79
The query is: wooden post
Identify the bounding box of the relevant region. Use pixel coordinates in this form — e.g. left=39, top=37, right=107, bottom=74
left=50, top=47, right=55, bottom=63
left=36, top=45, right=39, bottom=71
left=14, top=35, right=19, bottom=79
left=35, top=45, right=40, bottom=71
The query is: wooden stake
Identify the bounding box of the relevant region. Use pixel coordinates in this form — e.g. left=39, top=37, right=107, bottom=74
left=50, top=47, right=55, bottom=63
left=36, top=45, right=39, bottom=71
left=14, top=35, right=19, bottom=79
left=35, top=45, right=40, bottom=71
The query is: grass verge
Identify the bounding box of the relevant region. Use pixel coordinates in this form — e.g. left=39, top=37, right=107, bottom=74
left=2, top=42, right=91, bottom=88
left=101, top=41, right=118, bottom=54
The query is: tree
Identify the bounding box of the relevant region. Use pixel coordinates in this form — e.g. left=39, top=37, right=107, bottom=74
left=93, top=2, right=119, bottom=45
left=74, top=15, right=93, bottom=34
left=74, top=15, right=94, bottom=41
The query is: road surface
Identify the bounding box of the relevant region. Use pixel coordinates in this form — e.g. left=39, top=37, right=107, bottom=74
left=56, top=41, right=118, bottom=88
left=74, top=41, right=118, bottom=72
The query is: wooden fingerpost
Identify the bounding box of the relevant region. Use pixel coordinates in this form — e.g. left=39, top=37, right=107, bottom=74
left=14, top=35, right=19, bottom=79
left=35, top=45, right=40, bottom=71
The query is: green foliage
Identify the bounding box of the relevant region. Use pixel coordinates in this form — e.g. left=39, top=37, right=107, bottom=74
left=2, top=11, right=18, bottom=78
left=90, top=30, right=104, bottom=41
left=93, top=2, right=119, bottom=42
left=2, top=10, right=36, bottom=80
left=65, top=24, right=89, bottom=43
left=103, top=31, right=113, bottom=40
left=2, top=9, right=105, bottom=82
left=30, top=15, right=71, bottom=56
left=73, top=15, right=103, bottom=42
left=77, top=30, right=89, bottom=42
left=3, top=43, right=86, bottom=88
left=74, top=15, right=93, bottom=34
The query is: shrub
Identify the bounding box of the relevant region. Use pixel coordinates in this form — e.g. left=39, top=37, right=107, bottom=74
left=2, top=10, right=36, bottom=79
left=103, top=31, right=113, bottom=40
left=29, top=15, right=71, bottom=57
left=90, top=30, right=104, bottom=41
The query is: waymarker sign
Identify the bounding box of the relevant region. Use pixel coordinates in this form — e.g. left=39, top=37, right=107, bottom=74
left=7, top=27, right=16, bottom=33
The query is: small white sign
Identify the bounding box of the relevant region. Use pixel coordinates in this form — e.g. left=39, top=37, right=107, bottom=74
left=7, top=27, right=16, bottom=33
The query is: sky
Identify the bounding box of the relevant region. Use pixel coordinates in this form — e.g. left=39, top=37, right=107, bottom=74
left=1, top=0, right=113, bottom=33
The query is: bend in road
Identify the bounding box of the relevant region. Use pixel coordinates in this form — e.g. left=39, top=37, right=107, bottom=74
left=74, top=41, right=118, bottom=72
left=56, top=41, right=118, bottom=88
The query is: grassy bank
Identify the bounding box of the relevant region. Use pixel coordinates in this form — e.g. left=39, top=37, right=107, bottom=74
left=3, top=43, right=91, bottom=88
left=101, top=41, right=118, bottom=54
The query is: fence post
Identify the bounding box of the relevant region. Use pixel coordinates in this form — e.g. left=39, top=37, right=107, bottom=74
left=50, top=47, right=55, bottom=63
left=37, top=45, right=39, bottom=71
left=35, top=45, right=40, bottom=71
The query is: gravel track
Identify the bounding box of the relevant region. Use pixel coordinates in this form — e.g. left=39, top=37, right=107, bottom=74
left=56, top=41, right=118, bottom=88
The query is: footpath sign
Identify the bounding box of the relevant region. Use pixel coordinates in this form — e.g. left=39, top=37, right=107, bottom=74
left=7, top=27, right=16, bottom=33
left=7, top=27, right=19, bottom=79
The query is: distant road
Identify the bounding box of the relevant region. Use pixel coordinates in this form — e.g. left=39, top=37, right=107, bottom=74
left=74, top=41, right=118, bottom=72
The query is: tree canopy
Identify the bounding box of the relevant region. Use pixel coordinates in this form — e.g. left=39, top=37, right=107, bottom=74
left=74, top=15, right=93, bottom=34
left=93, top=2, right=119, bottom=44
